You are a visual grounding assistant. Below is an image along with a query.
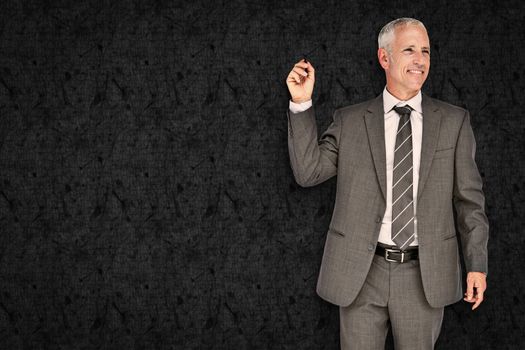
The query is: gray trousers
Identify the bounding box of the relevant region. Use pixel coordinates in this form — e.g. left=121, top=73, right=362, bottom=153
left=339, top=252, right=444, bottom=350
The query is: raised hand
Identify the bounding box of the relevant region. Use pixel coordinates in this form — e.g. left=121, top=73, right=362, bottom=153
left=286, top=59, right=315, bottom=103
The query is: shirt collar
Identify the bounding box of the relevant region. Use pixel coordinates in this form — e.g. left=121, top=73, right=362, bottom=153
left=382, top=87, right=423, bottom=116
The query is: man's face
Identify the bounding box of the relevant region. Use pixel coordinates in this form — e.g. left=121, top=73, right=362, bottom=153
left=378, top=24, right=430, bottom=100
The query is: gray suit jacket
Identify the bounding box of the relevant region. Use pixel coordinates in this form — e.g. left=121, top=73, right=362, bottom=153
left=287, top=93, right=489, bottom=308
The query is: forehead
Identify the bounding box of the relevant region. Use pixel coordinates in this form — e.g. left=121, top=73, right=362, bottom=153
left=393, top=24, right=430, bottom=47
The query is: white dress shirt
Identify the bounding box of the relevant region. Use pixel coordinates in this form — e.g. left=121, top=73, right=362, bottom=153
left=289, top=87, right=423, bottom=246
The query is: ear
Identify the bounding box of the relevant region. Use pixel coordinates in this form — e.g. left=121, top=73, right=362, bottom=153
left=378, top=48, right=389, bottom=70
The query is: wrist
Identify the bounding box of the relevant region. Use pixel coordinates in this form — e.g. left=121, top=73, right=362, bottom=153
left=292, top=98, right=311, bottom=104
left=469, top=271, right=487, bottom=276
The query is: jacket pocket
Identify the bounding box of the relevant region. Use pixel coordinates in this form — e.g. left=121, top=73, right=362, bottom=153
left=328, top=227, right=345, bottom=237
left=442, top=232, right=457, bottom=240
left=433, top=147, right=454, bottom=159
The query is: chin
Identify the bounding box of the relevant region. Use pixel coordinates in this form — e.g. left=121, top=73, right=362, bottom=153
left=408, top=82, right=425, bottom=91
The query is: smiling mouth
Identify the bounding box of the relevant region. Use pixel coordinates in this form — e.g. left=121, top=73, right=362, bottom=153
left=407, top=69, right=424, bottom=74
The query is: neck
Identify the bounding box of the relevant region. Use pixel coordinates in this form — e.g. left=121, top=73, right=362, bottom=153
left=386, top=85, right=419, bottom=101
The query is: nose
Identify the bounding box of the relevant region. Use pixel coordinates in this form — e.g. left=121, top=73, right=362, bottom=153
left=413, top=51, right=423, bottom=64
left=412, top=50, right=427, bottom=66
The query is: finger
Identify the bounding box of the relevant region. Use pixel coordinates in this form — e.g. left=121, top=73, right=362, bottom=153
left=295, top=61, right=316, bottom=75
left=293, top=67, right=308, bottom=77
left=295, top=61, right=309, bottom=69
left=475, top=288, right=484, bottom=300
left=306, top=61, right=315, bottom=71
left=475, top=284, right=486, bottom=294
left=305, top=61, right=315, bottom=79
left=466, top=280, right=474, bottom=301
left=298, top=61, right=315, bottom=73
left=463, top=296, right=475, bottom=303
left=287, top=71, right=302, bottom=84
left=473, top=284, right=486, bottom=301
left=477, top=278, right=487, bottom=289
left=472, top=294, right=484, bottom=310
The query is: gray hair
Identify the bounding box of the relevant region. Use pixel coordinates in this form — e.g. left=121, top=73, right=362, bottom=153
left=378, top=18, right=427, bottom=54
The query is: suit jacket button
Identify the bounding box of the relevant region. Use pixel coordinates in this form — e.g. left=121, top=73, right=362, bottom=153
left=368, top=244, right=375, bottom=251
left=376, top=216, right=382, bottom=223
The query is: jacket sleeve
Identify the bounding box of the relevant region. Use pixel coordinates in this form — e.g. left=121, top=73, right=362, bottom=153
left=286, top=106, right=341, bottom=187
left=453, top=111, right=489, bottom=275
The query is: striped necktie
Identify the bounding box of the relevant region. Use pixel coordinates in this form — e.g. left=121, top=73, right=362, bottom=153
left=391, top=105, right=415, bottom=250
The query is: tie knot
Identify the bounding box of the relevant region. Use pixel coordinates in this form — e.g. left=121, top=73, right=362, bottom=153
left=393, top=105, right=412, bottom=117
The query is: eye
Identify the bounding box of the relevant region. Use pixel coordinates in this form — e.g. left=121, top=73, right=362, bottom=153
left=404, top=48, right=414, bottom=52
left=423, top=50, right=430, bottom=55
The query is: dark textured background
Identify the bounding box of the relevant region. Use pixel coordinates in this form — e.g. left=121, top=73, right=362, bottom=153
left=0, top=0, right=524, bottom=349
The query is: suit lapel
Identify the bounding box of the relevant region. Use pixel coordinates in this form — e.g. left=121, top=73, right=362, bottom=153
left=364, top=94, right=387, bottom=201
left=417, top=94, right=442, bottom=199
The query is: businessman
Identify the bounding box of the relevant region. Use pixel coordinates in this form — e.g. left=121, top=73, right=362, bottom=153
left=285, top=18, right=488, bottom=349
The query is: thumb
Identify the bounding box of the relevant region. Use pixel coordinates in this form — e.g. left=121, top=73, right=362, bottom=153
left=304, top=60, right=315, bottom=82
left=466, top=280, right=474, bottom=300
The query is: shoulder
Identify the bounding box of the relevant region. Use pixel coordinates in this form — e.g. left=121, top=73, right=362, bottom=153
left=334, top=96, right=380, bottom=119
left=424, top=95, right=468, bottom=117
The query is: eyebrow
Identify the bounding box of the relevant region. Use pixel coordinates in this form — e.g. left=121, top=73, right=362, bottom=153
left=404, top=45, right=431, bottom=51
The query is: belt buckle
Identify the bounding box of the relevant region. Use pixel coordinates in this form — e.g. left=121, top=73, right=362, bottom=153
left=384, top=248, right=405, bottom=263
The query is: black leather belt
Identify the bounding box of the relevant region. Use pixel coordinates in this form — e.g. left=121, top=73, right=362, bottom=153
left=375, top=244, right=418, bottom=263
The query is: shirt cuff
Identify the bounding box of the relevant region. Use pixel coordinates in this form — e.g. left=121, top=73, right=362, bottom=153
left=289, top=99, right=312, bottom=114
